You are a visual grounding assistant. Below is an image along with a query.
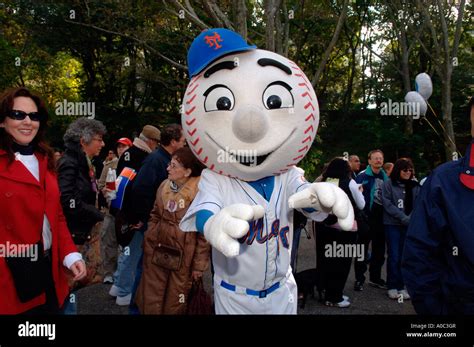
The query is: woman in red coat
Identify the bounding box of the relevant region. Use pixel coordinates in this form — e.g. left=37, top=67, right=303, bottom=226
left=0, top=87, right=86, bottom=314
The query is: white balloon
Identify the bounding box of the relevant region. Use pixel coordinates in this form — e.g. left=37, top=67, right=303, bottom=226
left=405, top=91, right=428, bottom=117
left=415, top=73, right=433, bottom=100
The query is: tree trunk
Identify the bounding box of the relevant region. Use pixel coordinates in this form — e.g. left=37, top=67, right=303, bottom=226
left=342, top=45, right=357, bottom=114
left=311, top=0, right=349, bottom=87
left=400, top=28, right=413, bottom=135
left=265, top=0, right=281, bottom=52
left=233, top=0, right=247, bottom=39
left=441, top=71, right=456, bottom=160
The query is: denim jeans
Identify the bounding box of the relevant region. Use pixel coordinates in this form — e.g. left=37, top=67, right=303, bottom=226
left=113, top=229, right=145, bottom=297
left=128, top=250, right=143, bottom=315
left=61, top=292, right=77, bottom=315
left=385, top=224, right=407, bottom=290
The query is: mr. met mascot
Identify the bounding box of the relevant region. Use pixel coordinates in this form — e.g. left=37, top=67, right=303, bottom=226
left=180, top=28, right=354, bottom=314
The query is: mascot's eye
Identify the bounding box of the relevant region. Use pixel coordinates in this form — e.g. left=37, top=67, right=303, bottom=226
left=216, top=97, right=232, bottom=110
left=262, top=81, right=294, bottom=110
left=203, top=85, right=235, bottom=112
left=266, top=95, right=282, bottom=109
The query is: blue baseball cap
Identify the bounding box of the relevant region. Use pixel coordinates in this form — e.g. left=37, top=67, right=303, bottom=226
left=187, top=28, right=257, bottom=78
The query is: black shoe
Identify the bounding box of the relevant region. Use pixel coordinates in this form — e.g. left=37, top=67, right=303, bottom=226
left=354, top=281, right=364, bottom=291
left=369, top=279, right=387, bottom=289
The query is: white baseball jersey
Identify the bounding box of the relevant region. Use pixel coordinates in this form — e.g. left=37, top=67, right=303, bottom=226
left=180, top=167, right=326, bottom=313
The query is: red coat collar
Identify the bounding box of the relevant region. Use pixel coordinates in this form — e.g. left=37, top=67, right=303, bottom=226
left=0, top=150, right=47, bottom=186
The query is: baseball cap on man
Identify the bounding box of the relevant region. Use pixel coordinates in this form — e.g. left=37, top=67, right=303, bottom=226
left=141, top=125, right=161, bottom=142
left=187, top=28, right=257, bottom=78
left=117, top=137, right=133, bottom=146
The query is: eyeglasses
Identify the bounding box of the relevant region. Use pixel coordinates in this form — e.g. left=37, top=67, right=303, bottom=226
left=402, top=169, right=414, bottom=173
left=8, top=110, right=43, bottom=122
left=93, top=137, right=104, bottom=143
left=168, top=162, right=183, bottom=169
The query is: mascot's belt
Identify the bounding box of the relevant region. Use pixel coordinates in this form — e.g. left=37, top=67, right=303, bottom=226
left=216, top=272, right=290, bottom=298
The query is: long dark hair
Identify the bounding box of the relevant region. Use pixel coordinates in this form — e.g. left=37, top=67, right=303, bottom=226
left=390, top=158, right=414, bottom=181
left=322, top=157, right=352, bottom=180
left=0, top=87, right=55, bottom=171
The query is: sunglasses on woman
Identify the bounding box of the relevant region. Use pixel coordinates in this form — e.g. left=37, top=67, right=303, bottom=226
left=402, top=168, right=414, bottom=173
left=8, top=110, right=44, bottom=122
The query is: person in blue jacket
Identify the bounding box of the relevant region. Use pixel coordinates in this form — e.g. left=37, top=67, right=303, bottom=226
left=402, top=96, right=474, bottom=314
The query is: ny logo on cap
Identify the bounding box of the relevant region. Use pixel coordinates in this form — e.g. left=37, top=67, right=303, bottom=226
left=204, top=32, right=223, bottom=50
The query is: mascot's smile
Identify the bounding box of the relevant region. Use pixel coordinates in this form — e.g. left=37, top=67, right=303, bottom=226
left=205, top=128, right=296, bottom=167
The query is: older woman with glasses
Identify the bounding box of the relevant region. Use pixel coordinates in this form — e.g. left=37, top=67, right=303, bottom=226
left=0, top=87, right=86, bottom=314
left=57, top=117, right=106, bottom=313
left=135, top=147, right=210, bottom=314
left=381, top=158, right=420, bottom=301
left=58, top=117, right=106, bottom=246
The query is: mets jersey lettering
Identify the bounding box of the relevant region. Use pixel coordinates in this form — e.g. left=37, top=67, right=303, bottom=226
left=239, top=218, right=290, bottom=248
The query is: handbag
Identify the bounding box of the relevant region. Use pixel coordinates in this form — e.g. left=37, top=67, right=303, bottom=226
left=187, top=278, right=214, bottom=315
left=151, top=243, right=183, bottom=271
left=5, top=241, right=48, bottom=303
left=115, top=212, right=136, bottom=248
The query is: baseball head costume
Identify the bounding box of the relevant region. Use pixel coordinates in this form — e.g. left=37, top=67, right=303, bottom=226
left=180, top=28, right=354, bottom=314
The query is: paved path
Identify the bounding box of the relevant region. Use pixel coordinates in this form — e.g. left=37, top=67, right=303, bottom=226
left=77, top=223, right=415, bottom=315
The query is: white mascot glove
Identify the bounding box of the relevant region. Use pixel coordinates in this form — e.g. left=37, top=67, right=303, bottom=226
left=288, top=182, right=354, bottom=231
left=204, top=204, right=265, bottom=257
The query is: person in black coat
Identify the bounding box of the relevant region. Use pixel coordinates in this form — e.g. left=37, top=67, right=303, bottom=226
left=57, top=117, right=107, bottom=315
left=113, top=125, right=160, bottom=225
left=58, top=118, right=106, bottom=245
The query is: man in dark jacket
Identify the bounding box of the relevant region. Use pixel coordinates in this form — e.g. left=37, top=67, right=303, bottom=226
left=354, top=149, right=388, bottom=291
left=402, top=97, right=474, bottom=314
left=131, top=124, right=186, bottom=226
left=113, top=125, right=160, bottom=224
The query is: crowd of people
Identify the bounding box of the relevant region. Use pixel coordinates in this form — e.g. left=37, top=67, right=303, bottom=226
left=0, top=86, right=473, bottom=315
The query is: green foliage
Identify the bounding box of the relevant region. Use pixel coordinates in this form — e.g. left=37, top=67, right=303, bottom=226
left=0, top=0, right=472, bottom=171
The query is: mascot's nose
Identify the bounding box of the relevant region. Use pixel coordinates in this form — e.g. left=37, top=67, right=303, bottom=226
left=232, top=105, right=269, bottom=143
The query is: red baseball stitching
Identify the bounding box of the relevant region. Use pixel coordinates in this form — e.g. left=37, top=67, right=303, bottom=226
left=298, top=145, right=308, bottom=153
left=301, top=92, right=313, bottom=101
left=294, top=73, right=310, bottom=85
left=190, top=137, right=200, bottom=146
left=304, top=125, right=314, bottom=134
left=304, top=102, right=315, bottom=111
left=185, top=106, right=196, bottom=116
left=188, top=75, right=201, bottom=89
left=187, top=128, right=197, bottom=136
left=305, top=113, right=315, bottom=122
left=299, top=83, right=311, bottom=92
left=186, top=94, right=197, bottom=104
left=187, top=84, right=199, bottom=96
left=186, top=118, right=196, bottom=126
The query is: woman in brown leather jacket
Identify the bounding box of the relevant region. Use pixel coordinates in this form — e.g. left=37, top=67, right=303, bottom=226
left=135, top=147, right=210, bottom=314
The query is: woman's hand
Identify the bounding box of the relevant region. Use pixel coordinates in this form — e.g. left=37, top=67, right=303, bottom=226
left=70, top=260, right=87, bottom=281
left=192, top=271, right=203, bottom=282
